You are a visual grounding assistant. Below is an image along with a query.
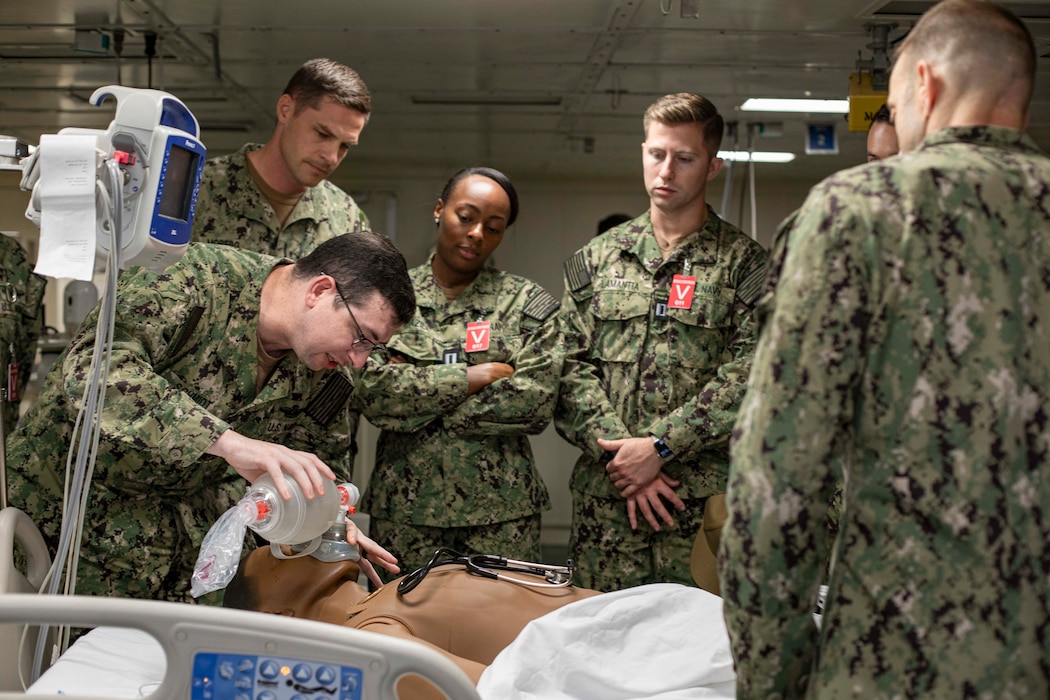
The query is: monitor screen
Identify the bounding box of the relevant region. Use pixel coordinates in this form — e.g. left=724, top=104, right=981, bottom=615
left=158, top=144, right=199, bottom=221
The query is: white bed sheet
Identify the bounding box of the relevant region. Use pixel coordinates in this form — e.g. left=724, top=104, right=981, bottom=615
left=28, top=626, right=167, bottom=698
left=477, top=583, right=736, bottom=700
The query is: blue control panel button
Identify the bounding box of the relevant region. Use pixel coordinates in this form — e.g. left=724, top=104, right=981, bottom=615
left=192, top=653, right=363, bottom=700
left=316, top=666, right=336, bottom=685
left=258, top=661, right=280, bottom=680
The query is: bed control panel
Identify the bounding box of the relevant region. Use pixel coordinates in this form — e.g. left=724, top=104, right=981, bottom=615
left=191, top=652, right=364, bottom=700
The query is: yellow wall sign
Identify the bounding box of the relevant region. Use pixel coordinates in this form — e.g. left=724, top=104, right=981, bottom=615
left=848, top=72, right=888, bottom=132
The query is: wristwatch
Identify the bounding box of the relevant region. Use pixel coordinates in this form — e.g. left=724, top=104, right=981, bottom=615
left=650, top=435, right=675, bottom=460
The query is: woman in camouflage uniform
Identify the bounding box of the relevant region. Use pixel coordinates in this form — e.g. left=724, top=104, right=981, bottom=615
left=355, top=168, right=562, bottom=576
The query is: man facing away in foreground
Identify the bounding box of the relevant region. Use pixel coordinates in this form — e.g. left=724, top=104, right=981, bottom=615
left=720, top=1, right=1050, bottom=697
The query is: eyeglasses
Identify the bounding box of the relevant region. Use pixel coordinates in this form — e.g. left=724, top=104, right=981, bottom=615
left=324, top=274, right=386, bottom=354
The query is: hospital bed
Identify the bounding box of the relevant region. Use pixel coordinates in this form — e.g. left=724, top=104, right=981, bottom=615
left=0, top=587, right=739, bottom=700
left=0, top=504, right=741, bottom=700
left=0, top=508, right=54, bottom=689
left=0, top=506, right=480, bottom=700
left=0, top=594, right=481, bottom=700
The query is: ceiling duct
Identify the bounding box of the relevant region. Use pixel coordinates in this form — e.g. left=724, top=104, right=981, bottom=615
left=856, top=22, right=897, bottom=92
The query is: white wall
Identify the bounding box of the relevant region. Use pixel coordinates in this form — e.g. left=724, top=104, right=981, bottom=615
left=0, top=164, right=818, bottom=549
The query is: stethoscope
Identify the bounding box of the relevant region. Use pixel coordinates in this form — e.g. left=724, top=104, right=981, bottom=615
left=397, top=547, right=575, bottom=596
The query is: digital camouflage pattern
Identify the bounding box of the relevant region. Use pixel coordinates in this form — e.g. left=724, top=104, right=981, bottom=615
left=569, top=491, right=707, bottom=591
left=0, top=234, right=46, bottom=435
left=356, top=259, right=560, bottom=566
left=721, top=126, right=1050, bottom=699
left=762, top=210, right=843, bottom=580
left=5, top=243, right=356, bottom=603
left=191, top=144, right=369, bottom=260
left=191, top=142, right=364, bottom=490
left=555, top=208, right=767, bottom=590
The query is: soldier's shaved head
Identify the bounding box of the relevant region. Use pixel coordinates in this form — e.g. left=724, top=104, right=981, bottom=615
left=897, top=0, right=1035, bottom=113
left=887, top=0, right=1036, bottom=152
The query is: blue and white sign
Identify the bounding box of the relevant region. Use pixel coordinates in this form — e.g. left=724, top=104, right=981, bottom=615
left=805, top=123, right=839, bottom=155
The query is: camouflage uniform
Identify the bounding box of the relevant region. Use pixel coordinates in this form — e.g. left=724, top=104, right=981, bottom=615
left=190, top=142, right=366, bottom=480
left=721, top=126, right=1050, bottom=699
left=762, top=211, right=843, bottom=580
left=555, top=209, right=767, bottom=591
left=5, top=243, right=355, bottom=603
left=356, top=258, right=560, bottom=573
left=191, top=144, right=369, bottom=259
left=0, top=235, right=46, bottom=435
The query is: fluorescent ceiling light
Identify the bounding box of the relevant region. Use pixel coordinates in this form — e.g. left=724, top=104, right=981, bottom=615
left=718, top=150, right=796, bottom=163
left=740, top=98, right=849, bottom=114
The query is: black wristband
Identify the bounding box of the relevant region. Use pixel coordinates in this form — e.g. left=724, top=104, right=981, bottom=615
left=651, top=435, right=674, bottom=460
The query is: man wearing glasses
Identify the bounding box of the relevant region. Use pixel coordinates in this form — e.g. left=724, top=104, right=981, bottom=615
left=5, top=232, right=415, bottom=603
left=330, top=277, right=388, bottom=356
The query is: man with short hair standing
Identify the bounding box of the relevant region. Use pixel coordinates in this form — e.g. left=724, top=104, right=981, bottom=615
left=192, top=57, right=372, bottom=260
left=555, top=92, right=767, bottom=592
left=721, top=1, right=1050, bottom=697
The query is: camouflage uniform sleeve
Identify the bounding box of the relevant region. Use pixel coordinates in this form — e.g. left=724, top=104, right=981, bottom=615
left=354, top=358, right=470, bottom=433
left=442, top=287, right=562, bottom=437
left=554, top=249, right=632, bottom=460
left=753, top=210, right=799, bottom=335
left=0, top=239, right=47, bottom=399
left=644, top=243, right=768, bottom=459
left=189, top=158, right=226, bottom=241
left=14, top=272, right=47, bottom=405
left=61, top=272, right=230, bottom=466
left=353, top=205, right=370, bottom=233
left=720, top=185, right=872, bottom=698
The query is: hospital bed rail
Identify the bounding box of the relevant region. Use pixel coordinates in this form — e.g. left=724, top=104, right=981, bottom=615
left=0, top=507, right=55, bottom=689
left=0, top=593, right=481, bottom=700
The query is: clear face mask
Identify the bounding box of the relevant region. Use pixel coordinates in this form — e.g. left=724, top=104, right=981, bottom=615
left=191, top=475, right=360, bottom=598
